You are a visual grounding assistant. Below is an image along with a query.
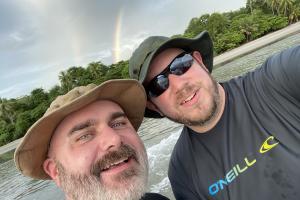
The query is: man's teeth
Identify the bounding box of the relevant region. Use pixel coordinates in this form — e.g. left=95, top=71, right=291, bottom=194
left=183, top=92, right=196, bottom=104
left=102, top=158, right=128, bottom=171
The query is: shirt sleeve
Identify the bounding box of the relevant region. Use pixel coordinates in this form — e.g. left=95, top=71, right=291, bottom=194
left=262, top=45, right=300, bottom=101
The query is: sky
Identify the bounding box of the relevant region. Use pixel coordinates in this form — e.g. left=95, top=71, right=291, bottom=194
left=0, top=0, right=246, bottom=99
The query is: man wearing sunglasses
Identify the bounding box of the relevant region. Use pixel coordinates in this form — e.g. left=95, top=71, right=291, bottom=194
left=129, top=31, right=300, bottom=199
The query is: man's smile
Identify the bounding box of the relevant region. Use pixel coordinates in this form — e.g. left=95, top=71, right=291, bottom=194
left=101, top=156, right=133, bottom=174
left=91, top=144, right=138, bottom=177
left=180, top=89, right=200, bottom=106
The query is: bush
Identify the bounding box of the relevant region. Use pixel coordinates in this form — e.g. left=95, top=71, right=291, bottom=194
left=214, top=32, right=245, bottom=54
left=14, top=111, right=33, bottom=140
left=269, top=16, right=288, bottom=31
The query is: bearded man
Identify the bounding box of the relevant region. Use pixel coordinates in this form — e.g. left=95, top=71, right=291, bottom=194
left=14, top=79, right=169, bottom=200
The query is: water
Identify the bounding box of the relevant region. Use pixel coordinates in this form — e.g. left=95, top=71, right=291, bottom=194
left=1, top=33, right=300, bottom=200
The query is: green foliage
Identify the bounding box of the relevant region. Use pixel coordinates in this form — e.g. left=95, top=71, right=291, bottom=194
left=29, top=88, right=49, bottom=108
left=184, top=14, right=210, bottom=38
left=48, top=85, right=63, bottom=102
left=223, top=7, right=248, bottom=19
left=0, top=121, right=14, bottom=146
left=184, top=13, right=229, bottom=40
left=231, top=13, right=259, bottom=41
left=120, top=60, right=130, bottom=78
left=288, top=4, right=300, bottom=23
left=86, top=61, right=108, bottom=84
left=269, top=15, right=289, bottom=30
left=246, top=0, right=271, bottom=14
left=14, top=111, right=33, bottom=140
left=30, top=102, right=49, bottom=121
left=207, top=13, right=229, bottom=40
left=0, top=132, right=13, bottom=146
left=0, top=98, right=16, bottom=124
left=182, top=0, right=294, bottom=55
left=214, top=32, right=245, bottom=54
left=105, top=60, right=127, bottom=80
left=59, top=66, right=92, bottom=93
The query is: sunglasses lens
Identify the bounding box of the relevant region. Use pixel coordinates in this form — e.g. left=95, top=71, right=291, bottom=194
left=170, top=54, right=193, bottom=75
left=147, top=53, right=193, bottom=98
left=148, top=75, right=169, bottom=97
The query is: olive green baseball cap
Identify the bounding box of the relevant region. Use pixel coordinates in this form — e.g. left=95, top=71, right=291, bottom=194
left=129, top=30, right=213, bottom=84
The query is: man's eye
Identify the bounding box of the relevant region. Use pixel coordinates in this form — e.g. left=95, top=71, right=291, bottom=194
left=111, top=121, right=126, bottom=128
left=76, top=133, right=93, bottom=142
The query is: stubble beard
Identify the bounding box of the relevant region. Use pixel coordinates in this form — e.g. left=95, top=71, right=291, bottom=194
left=166, top=74, right=220, bottom=127
left=55, top=144, right=149, bottom=200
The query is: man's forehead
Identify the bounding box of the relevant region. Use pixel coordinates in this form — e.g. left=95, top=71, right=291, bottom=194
left=153, top=48, right=184, bottom=64
left=54, top=100, right=124, bottom=135
left=72, top=99, right=121, bottom=115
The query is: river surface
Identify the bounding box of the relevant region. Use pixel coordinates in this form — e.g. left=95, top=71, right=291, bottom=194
left=1, top=33, right=300, bottom=200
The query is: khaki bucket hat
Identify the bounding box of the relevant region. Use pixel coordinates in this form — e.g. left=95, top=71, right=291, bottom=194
left=14, top=79, right=146, bottom=180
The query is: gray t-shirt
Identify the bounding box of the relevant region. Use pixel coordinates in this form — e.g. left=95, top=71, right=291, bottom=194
left=168, top=45, right=300, bottom=200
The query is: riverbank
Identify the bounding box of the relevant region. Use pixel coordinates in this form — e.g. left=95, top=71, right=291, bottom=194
left=0, top=138, right=22, bottom=157
left=1, top=21, right=300, bottom=157
left=213, top=21, right=300, bottom=68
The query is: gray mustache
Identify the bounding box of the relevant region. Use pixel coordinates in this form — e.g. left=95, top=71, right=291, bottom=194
left=90, top=144, right=138, bottom=177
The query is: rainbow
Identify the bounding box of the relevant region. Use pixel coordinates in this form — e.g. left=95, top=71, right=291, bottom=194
left=113, top=8, right=123, bottom=63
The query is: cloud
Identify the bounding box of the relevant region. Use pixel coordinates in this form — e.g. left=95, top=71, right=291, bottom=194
left=0, top=86, right=17, bottom=97
left=0, top=0, right=247, bottom=99
left=0, top=80, right=40, bottom=99
left=117, top=31, right=150, bottom=61
left=144, top=0, right=175, bottom=11
left=9, top=32, right=23, bottom=42
left=0, top=1, right=24, bottom=34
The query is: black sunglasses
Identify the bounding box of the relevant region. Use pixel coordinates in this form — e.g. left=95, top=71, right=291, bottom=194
left=146, top=52, right=194, bottom=98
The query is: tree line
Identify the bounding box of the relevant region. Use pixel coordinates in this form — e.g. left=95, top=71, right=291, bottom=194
left=0, top=61, right=129, bottom=146
left=0, top=0, right=300, bottom=146
left=180, top=0, right=300, bottom=54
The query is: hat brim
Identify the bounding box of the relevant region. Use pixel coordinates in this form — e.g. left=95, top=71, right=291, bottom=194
left=139, top=31, right=213, bottom=84
left=14, top=79, right=146, bottom=179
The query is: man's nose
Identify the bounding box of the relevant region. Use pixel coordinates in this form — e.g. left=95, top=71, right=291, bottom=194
left=97, top=126, right=122, bottom=151
left=168, top=73, right=186, bottom=92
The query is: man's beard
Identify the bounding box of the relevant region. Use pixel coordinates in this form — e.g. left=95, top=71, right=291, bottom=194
left=166, top=73, right=220, bottom=127
left=55, top=144, right=148, bottom=200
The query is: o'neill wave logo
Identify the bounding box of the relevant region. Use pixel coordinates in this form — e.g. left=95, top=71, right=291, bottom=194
left=208, top=135, right=279, bottom=196
left=259, top=136, right=279, bottom=154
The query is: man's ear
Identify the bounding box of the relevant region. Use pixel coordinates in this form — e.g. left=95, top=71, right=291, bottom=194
left=146, top=100, right=164, bottom=117
left=43, top=158, right=61, bottom=187
left=192, top=51, right=209, bottom=72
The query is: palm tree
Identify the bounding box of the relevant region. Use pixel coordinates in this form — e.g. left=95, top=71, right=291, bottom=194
left=59, top=71, right=72, bottom=93
left=265, top=0, right=281, bottom=15
left=289, top=4, right=300, bottom=23
left=248, top=0, right=254, bottom=14
left=0, top=98, right=16, bottom=124
left=87, top=62, right=105, bottom=79
left=280, top=0, right=295, bottom=16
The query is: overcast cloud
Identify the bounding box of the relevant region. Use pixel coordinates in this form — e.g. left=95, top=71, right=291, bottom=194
left=0, top=0, right=246, bottom=98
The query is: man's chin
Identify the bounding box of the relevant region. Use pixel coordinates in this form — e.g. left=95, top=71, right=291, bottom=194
left=100, top=167, right=138, bottom=187
left=167, top=109, right=215, bottom=127
left=98, top=172, right=148, bottom=200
